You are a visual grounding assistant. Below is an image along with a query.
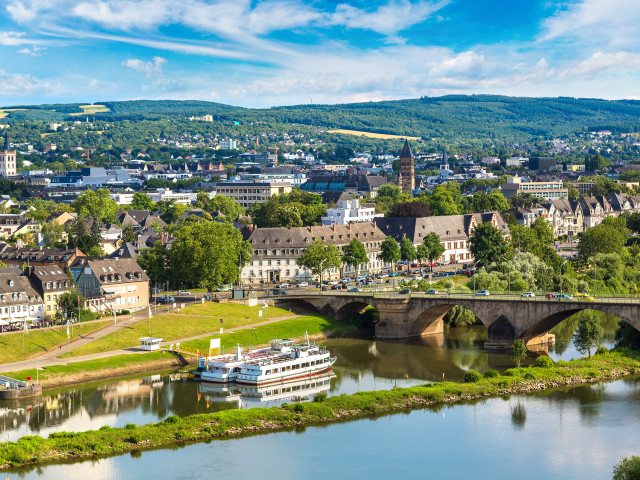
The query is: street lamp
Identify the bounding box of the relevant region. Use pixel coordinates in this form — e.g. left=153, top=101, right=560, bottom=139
left=560, top=259, right=568, bottom=297
left=588, top=257, right=597, bottom=298
left=502, top=256, right=511, bottom=295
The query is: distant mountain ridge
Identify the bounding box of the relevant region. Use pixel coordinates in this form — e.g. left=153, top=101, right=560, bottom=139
left=4, top=95, right=640, bottom=142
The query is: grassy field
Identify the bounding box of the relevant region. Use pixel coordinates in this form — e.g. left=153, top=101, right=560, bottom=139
left=2, top=350, right=638, bottom=469
left=179, top=314, right=344, bottom=352
left=69, top=105, right=111, bottom=116
left=68, top=302, right=297, bottom=357
left=0, top=321, right=110, bottom=365
left=328, top=129, right=422, bottom=140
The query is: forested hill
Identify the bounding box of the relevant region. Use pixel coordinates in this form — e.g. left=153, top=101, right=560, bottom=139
left=4, top=95, right=640, bottom=142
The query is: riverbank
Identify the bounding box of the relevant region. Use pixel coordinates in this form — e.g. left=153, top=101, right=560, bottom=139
left=1, top=350, right=638, bottom=470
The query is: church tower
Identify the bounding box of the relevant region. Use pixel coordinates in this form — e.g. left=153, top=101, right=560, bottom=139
left=399, top=140, right=414, bottom=194
left=0, top=132, right=17, bottom=177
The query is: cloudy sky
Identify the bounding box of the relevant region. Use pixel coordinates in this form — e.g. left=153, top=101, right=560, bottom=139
left=2, top=0, right=640, bottom=107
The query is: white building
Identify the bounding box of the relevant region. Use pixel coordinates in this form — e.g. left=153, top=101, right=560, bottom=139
left=505, top=157, right=528, bottom=167
left=219, top=139, right=237, bottom=150
left=147, top=188, right=196, bottom=205
left=0, top=133, right=17, bottom=177
left=321, top=193, right=383, bottom=226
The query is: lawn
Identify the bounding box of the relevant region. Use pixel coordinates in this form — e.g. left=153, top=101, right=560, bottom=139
left=179, top=314, right=344, bottom=353
left=68, top=302, right=296, bottom=357
left=0, top=321, right=110, bottom=365
left=68, top=105, right=111, bottom=116
left=5, top=350, right=172, bottom=383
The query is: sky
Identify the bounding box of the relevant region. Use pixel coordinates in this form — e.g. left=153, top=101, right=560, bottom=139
left=2, top=0, right=640, bottom=107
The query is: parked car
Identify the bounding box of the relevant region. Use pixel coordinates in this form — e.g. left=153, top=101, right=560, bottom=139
left=327, top=281, right=339, bottom=286
left=177, top=290, right=191, bottom=296
left=545, top=292, right=558, bottom=298
left=158, top=296, right=175, bottom=304
left=398, top=289, right=411, bottom=294
left=321, top=286, right=328, bottom=291
left=425, top=289, right=439, bottom=295
left=521, top=292, right=535, bottom=297
left=297, top=282, right=309, bottom=288
left=331, top=284, right=340, bottom=290
left=475, top=290, right=490, bottom=296
left=348, top=287, right=362, bottom=292
left=277, top=283, right=291, bottom=288
left=557, top=294, right=573, bottom=300
left=272, top=288, right=288, bottom=295
left=390, top=272, right=399, bottom=277
left=412, top=275, right=423, bottom=281
left=215, top=285, right=232, bottom=292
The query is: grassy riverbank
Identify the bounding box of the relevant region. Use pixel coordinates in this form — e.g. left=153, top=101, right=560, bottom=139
left=5, top=314, right=343, bottom=388
left=1, top=350, right=638, bottom=470
left=68, top=302, right=296, bottom=357
left=0, top=321, right=111, bottom=365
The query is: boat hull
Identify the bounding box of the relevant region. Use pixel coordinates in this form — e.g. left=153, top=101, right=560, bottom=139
left=235, top=365, right=334, bottom=386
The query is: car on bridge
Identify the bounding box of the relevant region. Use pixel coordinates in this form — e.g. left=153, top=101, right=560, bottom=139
left=521, top=292, right=535, bottom=297
left=557, top=294, right=573, bottom=300
left=348, top=287, right=362, bottom=292
left=297, top=282, right=309, bottom=288
left=278, top=283, right=291, bottom=288
left=398, top=289, right=411, bottom=294
left=425, top=289, right=440, bottom=295
left=272, top=288, right=288, bottom=295
left=545, top=292, right=558, bottom=298
left=575, top=293, right=594, bottom=302
left=475, top=290, right=490, bottom=296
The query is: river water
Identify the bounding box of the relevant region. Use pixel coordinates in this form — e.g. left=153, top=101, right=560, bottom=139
left=2, top=314, right=636, bottom=479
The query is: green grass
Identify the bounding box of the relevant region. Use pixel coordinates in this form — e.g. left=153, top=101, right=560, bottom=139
left=5, top=351, right=174, bottom=384
left=0, top=321, right=110, bottom=365
left=68, top=302, right=296, bottom=357
left=1, top=350, right=638, bottom=470
left=179, top=314, right=345, bottom=353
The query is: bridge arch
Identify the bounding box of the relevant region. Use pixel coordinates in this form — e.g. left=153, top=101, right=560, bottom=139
left=408, top=302, right=487, bottom=337
left=336, top=300, right=377, bottom=322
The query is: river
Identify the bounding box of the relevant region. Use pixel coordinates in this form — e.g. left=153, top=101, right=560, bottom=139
left=1, top=314, right=636, bottom=479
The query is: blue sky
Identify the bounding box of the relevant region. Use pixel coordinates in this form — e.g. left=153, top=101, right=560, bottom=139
left=2, top=0, right=640, bottom=107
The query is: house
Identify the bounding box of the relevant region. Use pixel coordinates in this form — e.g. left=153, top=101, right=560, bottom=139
left=0, top=267, right=44, bottom=325
left=0, top=247, right=81, bottom=269
left=75, top=258, right=149, bottom=314
left=321, top=192, right=383, bottom=226
left=241, top=223, right=389, bottom=284
left=0, top=215, right=26, bottom=238
left=377, top=212, right=510, bottom=265
left=26, top=267, right=72, bottom=319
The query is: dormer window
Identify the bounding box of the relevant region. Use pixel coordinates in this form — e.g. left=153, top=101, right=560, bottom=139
left=8, top=280, right=13, bottom=287
left=46, top=282, right=51, bottom=289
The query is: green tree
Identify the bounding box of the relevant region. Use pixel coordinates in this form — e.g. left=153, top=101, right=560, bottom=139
left=296, top=239, right=343, bottom=284
left=568, top=187, right=579, bottom=201
left=169, top=221, right=251, bottom=291
left=57, top=290, right=83, bottom=320
left=131, top=192, right=155, bottom=211
left=572, top=311, right=604, bottom=358
left=613, top=456, right=640, bottom=480
left=122, top=225, right=137, bottom=243
left=195, top=192, right=244, bottom=219
left=427, top=185, right=460, bottom=215
left=341, top=239, right=369, bottom=279
left=420, top=233, right=445, bottom=269
left=578, top=223, right=627, bottom=261
left=511, top=338, right=527, bottom=373
left=155, top=199, right=187, bottom=224
left=379, top=237, right=401, bottom=277
left=400, top=237, right=417, bottom=263
left=71, top=189, right=117, bottom=223
left=137, top=242, right=170, bottom=289
left=469, top=222, right=511, bottom=267
left=41, top=221, right=65, bottom=248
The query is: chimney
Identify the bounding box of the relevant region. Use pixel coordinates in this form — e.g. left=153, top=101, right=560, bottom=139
left=373, top=221, right=376, bottom=229
left=349, top=223, right=352, bottom=231
left=332, top=224, right=336, bottom=231
left=289, top=225, right=292, bottom=230
left=161, top=232, right=166, bottom=245
left=310, top=225, right=313, bottom=234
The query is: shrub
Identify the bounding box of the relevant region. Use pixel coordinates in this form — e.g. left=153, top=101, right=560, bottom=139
left=533, top=355, right=554, bottom=368
left=202, top=426, right=212, bottom=434
left=174, top=430, right=188, bottom=440
left=524, top=372, right=535, bottom=380
left=124, top=423, right=137, bottom=430
left=483, top=369, right=499, bottom=378
left=463, top=370, right=481, bottom=383
left=595, top=346, right=609, bottom=355
left=292, top=403, right=305, bottom=413
left=613, top=455, right=640, bottom=480
left=164, top=415, right=181, bottom=424
left=98, top=425, right=111, bottom=431
left=313, top=392, right=327, bottom=402
left=126, top=433, right=141, bottom=444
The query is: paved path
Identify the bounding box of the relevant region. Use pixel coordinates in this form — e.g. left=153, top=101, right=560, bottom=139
left=0, top=314, right=301, bottom=373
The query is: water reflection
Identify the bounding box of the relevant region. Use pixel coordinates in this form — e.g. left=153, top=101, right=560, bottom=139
left=511, top=401, right=526, bottom=429
left=547, top=312, right=619, bottom=359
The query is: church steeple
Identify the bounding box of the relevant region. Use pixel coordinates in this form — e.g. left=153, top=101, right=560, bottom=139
left=3, top=131, right=8, bottom=152
left=400, top=139, right=413, bottom=159
left=398, top=139, right=415, bottom=194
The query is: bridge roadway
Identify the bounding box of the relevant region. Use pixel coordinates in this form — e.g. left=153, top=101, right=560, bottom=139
left=276, top=292, right=640, bottom=349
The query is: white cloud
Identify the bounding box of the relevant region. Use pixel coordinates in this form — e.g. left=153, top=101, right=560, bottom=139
left=72, top=0, right=175, bottom=30
left=121, top=56, right=167, bottom=76
left=0, top=32, right=27, bottom=46
left=0, top=69, right=52, bottom=96
left=17, top=46, right=44, bottom=56
left=563, top=51, right=640, bottom=78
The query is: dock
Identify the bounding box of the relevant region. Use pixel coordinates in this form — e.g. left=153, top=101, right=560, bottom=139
left=0, top=374, right=42, bottom=400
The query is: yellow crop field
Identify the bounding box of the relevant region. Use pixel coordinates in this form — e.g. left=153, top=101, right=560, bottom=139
left=69, top=105, right=111, bottom=116
left=328, top=129, right=421, bottom=141
left=0, top=108, right=27, bottom=118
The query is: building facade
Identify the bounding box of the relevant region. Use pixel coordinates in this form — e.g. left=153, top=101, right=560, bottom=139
left=501, top=175, right=568, bottom=201
left=212, top=182, right=293, bottom=209
left=398, top=140, right=415, bottom=193
left=0, top=132, right=17, bottom=177
left=321, top=193, right=383, bottom=226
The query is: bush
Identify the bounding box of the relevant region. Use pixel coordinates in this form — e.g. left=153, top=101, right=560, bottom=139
left=174, top=430, right=188, bottom=440
left=613, top=455, right=640, bottom=480
left=463, top=369, right=481, bottom=383
left=595, top=346, right=609, bottom=355
left=292, top=403, right=305, bottom=413
left=126, top=433, right=141, bottom=444
left=533, top=355, right=554, bottom=368
left=164, top=415, right=181, bottom=424
left=124, top=423, right=137, bottom=430
left=524, top=372, right=535, bottom=380
left=313, top=391, right=327, bottom=402
left=483, top=369, right=499, bottom=378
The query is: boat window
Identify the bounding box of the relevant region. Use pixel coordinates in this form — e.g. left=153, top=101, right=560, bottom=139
left=265, top=370, right=270, bottom=375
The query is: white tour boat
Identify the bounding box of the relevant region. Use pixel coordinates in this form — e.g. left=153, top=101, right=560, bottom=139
left=235, top=339, right=336, bottom=386
left=199, top=339, right=296, bottom=384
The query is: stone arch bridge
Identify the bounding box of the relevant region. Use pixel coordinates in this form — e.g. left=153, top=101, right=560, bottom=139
left=276, top=292, right=640, bottom=350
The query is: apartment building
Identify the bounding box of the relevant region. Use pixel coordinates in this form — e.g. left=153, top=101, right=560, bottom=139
left=212, top=182, right=292, bottom=209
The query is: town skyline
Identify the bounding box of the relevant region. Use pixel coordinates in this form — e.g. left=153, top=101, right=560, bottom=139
left=2, top=0, right=640, bottom=107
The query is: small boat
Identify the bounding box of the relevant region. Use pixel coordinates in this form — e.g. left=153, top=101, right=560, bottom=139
left=235, top=337, right=336, bottom=386
left=199, top=339, right=295, bottom=384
